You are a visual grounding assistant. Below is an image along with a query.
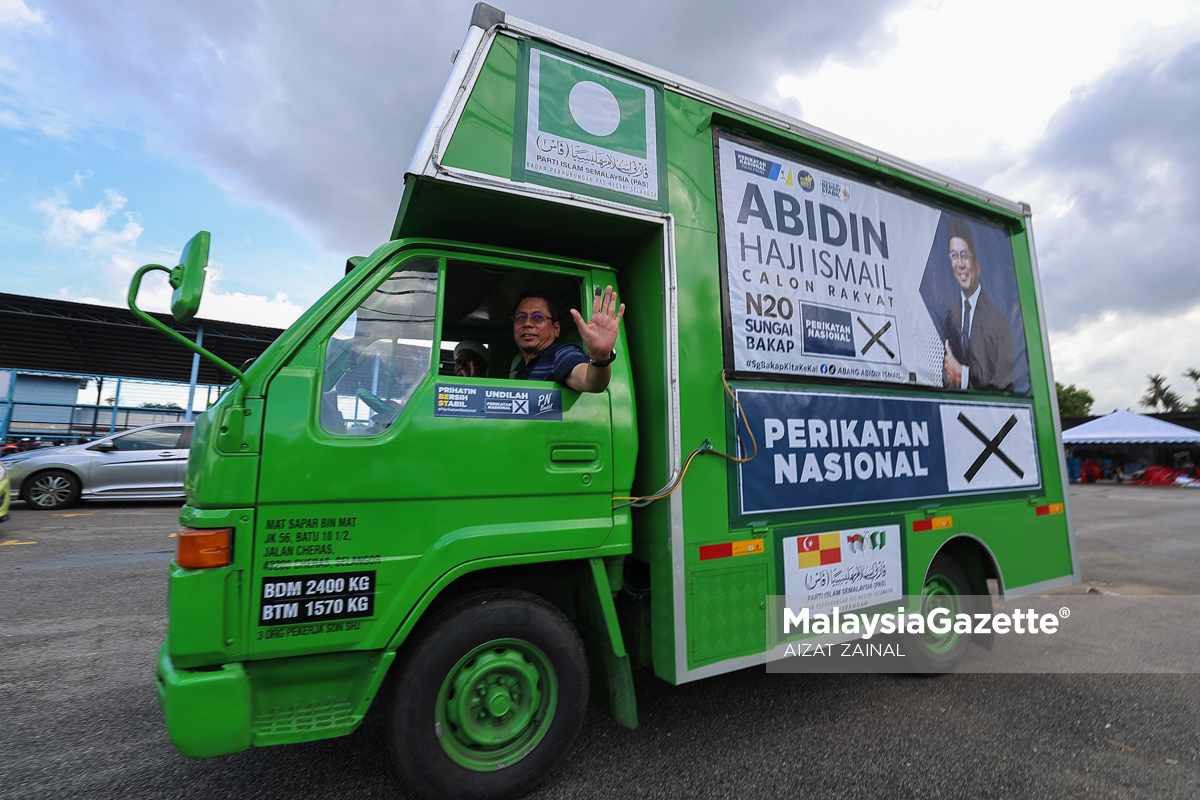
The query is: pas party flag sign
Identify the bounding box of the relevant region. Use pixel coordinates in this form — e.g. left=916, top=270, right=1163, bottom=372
left=537, top=56, right=647, bottom=158
left=782, top=524, right=904, bottom=611
left=519, top=45, right=663, bottom=206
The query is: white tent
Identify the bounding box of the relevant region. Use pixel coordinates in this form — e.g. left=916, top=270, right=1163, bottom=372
left=1062, top=410, right=1200, bottom=445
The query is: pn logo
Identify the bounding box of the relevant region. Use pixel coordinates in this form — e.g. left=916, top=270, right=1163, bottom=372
left=734, top=150, right=781, bottom=180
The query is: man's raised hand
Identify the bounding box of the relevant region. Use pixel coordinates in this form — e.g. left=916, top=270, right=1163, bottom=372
left=570, top=285, right=625, bottom=362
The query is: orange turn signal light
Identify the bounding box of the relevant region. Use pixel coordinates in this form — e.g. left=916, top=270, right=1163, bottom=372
left=177, top=527, right=233, bottom=569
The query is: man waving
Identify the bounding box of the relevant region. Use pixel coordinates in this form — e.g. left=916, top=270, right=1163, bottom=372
left=512, top=286, right=625, bottom=393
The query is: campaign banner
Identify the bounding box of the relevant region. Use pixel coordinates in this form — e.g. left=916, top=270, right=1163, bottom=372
left=435, top=384, right=563, bottom=420
left=716, top=132, right=1030, bottom=394
left=735, top=388, right=1040, bottom=515
left=780, top=524, right=904, bottom=613
left=516, top=44, right=665, bottom=208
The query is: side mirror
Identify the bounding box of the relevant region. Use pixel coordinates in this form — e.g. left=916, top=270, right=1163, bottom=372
left=170, top=231, right=210, bottom=323
left=128, top=231, right=245, bottom=381
left=90, top=442, right=117, bottom=452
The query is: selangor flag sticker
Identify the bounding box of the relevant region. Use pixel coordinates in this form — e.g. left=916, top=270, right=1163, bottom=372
left=797, top=533, right=841, bottom=569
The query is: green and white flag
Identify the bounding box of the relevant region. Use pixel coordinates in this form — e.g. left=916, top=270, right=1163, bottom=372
left=523, top=48, right=659, bottom=203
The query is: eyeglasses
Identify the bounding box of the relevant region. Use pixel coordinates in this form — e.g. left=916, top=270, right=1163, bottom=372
left=512, top=312, right=552, bottom=325
left=949, top=250, right=973, bottom=265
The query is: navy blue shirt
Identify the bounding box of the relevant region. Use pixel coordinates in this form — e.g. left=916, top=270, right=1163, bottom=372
left=514, top=341, right=588, bottom=383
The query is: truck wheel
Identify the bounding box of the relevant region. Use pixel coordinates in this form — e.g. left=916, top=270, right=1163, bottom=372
left=905, top=553, right=973, bottom=674
left=22, top=469, right=81, bottom=510
left=389, top=589, right=589, bottom=800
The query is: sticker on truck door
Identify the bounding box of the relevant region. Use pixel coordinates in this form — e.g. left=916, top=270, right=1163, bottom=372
left=259, top=570, right=376, bottom=626
left=435, top=384, right=562, bottom=420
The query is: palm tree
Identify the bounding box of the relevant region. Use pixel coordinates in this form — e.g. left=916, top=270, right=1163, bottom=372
left=1140, top=374, right=1183, bottom=412
left=1185, top=368, right=1200, bottom=411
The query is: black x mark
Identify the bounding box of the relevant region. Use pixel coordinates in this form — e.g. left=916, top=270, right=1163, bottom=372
left=958, top=412, right=1024, bottom=482
left=856, top=317, right=896, bottom=358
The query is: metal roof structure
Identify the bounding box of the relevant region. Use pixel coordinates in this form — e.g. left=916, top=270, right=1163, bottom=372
left=0, top=293, right=283, bottom=385
left=1062, top=410, right=1200, bottom=445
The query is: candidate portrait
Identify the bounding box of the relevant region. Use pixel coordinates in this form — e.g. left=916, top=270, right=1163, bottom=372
left=942, top=216, right=1015, bottom=392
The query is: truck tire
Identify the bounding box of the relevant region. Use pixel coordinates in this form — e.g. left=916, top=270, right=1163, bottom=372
left=388, top=589, right=589, bottom=800
left=905, top=553, right=974, bottom=674
left=22, top=469, right=81, bottom=510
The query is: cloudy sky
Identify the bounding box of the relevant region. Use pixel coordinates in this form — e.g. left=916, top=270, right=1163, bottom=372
left=2, top=0, right=1199, bottom=412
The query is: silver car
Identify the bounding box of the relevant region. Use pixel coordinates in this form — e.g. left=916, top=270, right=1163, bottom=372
left=2, top=422, right=193, bottom=510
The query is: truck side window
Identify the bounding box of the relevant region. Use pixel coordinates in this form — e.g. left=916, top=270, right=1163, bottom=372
left=439, top=260, right=583, bottom=380
left=320, top=259, right=438, bottom=436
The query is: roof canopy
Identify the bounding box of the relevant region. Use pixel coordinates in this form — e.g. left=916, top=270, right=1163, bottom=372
left=1062, top=410, right=1200, bottom=445
left=0, top=293, right=282, bottom=386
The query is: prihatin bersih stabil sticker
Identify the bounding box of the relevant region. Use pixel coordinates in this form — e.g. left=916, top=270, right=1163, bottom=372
left=522, top=45, right=660, bottom=203
left=434, top=384, right=563, bottom=420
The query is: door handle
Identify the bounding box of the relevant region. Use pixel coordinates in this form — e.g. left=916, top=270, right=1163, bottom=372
left=550, top=446, right=598, bottom=462
left=157, top=451, right=175, bottom=457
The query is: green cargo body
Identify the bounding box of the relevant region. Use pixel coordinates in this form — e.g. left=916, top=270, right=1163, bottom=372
left=151, top=2, right=1076, bottom=792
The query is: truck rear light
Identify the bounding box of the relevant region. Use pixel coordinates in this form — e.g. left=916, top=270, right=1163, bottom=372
left=177, top=527, right=233, bottom=568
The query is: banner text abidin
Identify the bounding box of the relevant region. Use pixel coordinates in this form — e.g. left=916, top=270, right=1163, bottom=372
left=715, top=131, right=1032, bottom=394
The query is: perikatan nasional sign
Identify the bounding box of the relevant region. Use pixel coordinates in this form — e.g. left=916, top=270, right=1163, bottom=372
left=735, top=388, right=1040, bottom=515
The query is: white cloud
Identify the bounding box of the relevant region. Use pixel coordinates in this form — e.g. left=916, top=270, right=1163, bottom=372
left=34, top=187, right=143, bottom=250
left=102, top=275, right=301, bottom=327
left=0, top=0, right=44, bottom=29
left=35, top=186, right=303, bottom=328
left=775, top=0, right=1200, bottom=168
left=192, top=266, right=306, bottom=327
left=64, top=264, right=305, bottom=330
left=1050, top=303, right=1200, bottom=412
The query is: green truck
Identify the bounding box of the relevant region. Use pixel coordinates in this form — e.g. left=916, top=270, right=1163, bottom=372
left=144, top=5, right=1077, bottom=798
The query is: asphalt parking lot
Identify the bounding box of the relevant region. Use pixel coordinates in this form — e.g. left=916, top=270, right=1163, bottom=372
left=1, top=484, right=1197, bottom=799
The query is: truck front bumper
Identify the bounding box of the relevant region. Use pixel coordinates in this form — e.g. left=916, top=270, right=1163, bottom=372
left=156, top=638, right=253, bottom=757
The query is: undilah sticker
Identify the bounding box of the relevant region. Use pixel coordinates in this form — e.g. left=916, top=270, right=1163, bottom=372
left=435, top=384, right=563, bottom=421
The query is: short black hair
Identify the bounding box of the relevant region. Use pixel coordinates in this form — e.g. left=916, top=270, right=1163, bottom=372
left=946, top=216, right=978, bottom=260
left=514, top=290, right=559, bottom=322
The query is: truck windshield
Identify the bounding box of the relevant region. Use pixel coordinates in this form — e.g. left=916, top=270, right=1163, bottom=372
left=320, top=258, right=438, bottom=435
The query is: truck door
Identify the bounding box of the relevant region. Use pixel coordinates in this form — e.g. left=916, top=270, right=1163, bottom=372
left=250, top=251, right=617, bottom=658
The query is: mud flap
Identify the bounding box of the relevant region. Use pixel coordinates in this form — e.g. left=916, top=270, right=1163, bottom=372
left=577, top=557, right=638, bottom=729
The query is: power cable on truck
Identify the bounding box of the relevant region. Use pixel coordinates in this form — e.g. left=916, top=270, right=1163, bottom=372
left=612, top=372, right=758, bottom=509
